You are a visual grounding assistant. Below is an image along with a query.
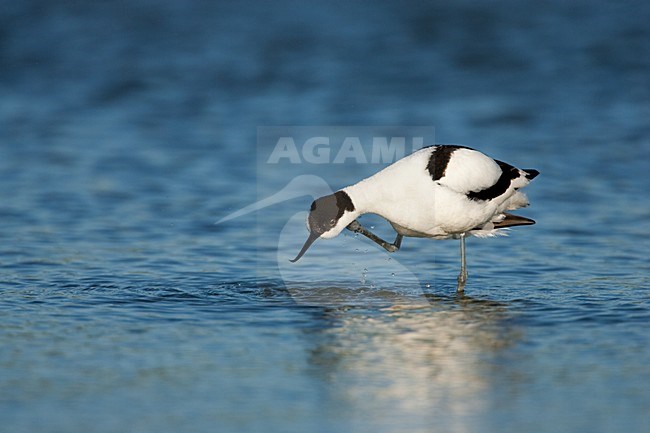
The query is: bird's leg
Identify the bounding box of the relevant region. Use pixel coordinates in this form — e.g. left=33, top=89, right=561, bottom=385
left=457, top=233, right=468, bottom=293
left=346, top=221, right=402, bottom=253
left=393, top=234, right=403, bottom=250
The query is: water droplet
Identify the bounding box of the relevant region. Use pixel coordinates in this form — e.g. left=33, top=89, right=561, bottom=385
left=425, top=283, right=431, bottom=288
left=370, top=225, right=375, bottom=230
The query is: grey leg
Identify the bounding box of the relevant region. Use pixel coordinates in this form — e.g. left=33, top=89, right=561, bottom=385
left=347, top=221, right=403, bottom=253
left=393, top=234, right=403, bottom=250
left=457, top=233, right=468, bottom=292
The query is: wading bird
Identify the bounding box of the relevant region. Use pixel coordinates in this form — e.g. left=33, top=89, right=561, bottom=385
left=290, top=145, right=539, bottom=292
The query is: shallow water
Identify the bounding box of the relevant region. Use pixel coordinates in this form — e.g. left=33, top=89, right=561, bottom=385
left=1, top=0, right=650, bottom=432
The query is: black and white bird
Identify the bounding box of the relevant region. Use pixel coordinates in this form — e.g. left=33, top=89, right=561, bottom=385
left=290, top=145, right=539, bottom=292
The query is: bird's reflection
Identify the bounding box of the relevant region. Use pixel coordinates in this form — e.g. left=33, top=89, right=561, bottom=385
left=299, top=288, right=519, bottom=429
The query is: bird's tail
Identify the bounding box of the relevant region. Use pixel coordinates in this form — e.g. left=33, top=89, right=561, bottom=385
left=493, top=212, right=535, bottom=228
left=523, top=169, right=539, bottom=180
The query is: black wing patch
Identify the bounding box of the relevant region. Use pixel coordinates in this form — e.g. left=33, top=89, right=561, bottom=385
left=425, top=145, right=471, bottom=181
left=466, top=160, right=519, bottom=201
left=523, top=169, right=539, bottom=180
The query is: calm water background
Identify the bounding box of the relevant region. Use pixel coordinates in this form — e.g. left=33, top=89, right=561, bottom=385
left=1, top=0, right=649, bottom=432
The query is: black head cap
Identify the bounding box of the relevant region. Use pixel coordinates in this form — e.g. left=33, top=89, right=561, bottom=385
left=290, top=191, right=355, bottom=262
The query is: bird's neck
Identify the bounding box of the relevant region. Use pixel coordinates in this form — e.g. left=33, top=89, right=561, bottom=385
left=342, top=177, right=385, bottom=216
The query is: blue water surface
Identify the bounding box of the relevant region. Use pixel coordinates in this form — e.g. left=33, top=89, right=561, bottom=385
left=1, top=1, right=649, bottom=432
